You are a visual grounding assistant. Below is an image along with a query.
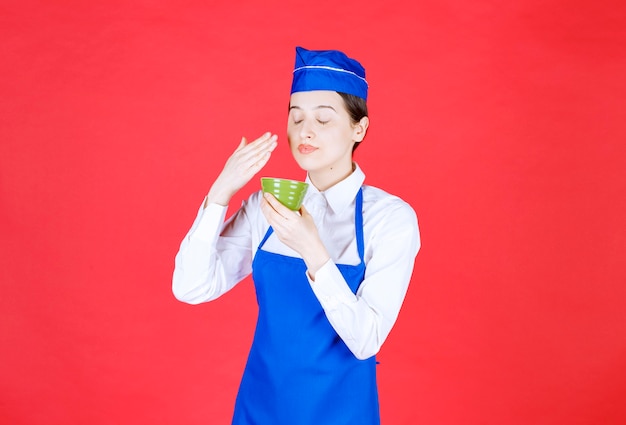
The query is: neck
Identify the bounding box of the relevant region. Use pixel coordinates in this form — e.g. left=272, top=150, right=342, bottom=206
left=309, top=162, right=355, bottom=192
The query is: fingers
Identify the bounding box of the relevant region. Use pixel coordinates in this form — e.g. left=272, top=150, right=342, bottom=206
left=235, top=136, right=247, bottom=151
left=262, top=192, right=283, bottom=218
left=238, top=132, right=277, bottom=158
left=248, top=149, right=272, bottom=175
left=261, top=195, right=319, bottom=258
left=261, top=193, right=299, bottom=229
left=250, top=132, right=275, bottom=145
left=263, top=192, right=295, bottom=217
left=260, top=195, right=281, bottom=228
left=226, top=132, right=277, bottom=177
left=211, top=132, right=279, bottom=203
left=235, top=134, right=277, bottom=171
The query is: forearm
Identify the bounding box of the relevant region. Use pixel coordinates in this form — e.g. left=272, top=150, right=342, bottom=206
left=172, top=234, right=229, bottom=304
left=308, top=211, right=420, bottom=359
left=172, top=201, right=246, bottom=304
left=308, top=262, right=388, bottom=360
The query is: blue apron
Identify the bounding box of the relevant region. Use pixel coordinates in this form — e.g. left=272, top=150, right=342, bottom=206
left=232, top=188, right=380, bottom=425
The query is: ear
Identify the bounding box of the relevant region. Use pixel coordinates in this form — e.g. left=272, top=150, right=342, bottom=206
left=353, top=116, right=369, bottom=142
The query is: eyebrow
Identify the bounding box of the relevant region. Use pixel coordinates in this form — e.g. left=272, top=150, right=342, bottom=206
left=289, top=105, right=337, bottom=112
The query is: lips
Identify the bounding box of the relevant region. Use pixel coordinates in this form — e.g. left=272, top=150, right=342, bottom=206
left=297, top=144, right=318, bottom=154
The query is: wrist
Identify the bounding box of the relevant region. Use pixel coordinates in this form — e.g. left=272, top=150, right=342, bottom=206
left=206, top=186, right=234, bottom=207
left=302, top=243, right=330, bottom=280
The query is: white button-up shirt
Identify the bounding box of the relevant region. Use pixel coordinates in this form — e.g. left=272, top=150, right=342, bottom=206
left=172, top=164, right=420, bottom=359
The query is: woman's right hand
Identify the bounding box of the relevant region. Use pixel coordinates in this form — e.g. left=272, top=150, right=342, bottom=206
left=205, top=132, right=278, bottom=207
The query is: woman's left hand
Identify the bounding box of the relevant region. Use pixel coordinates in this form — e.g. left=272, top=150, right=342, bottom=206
left=260, top=193, right=330, bottom=278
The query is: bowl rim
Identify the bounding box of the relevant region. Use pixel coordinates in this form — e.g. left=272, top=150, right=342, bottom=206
left=260, top=177, right=308, bottom=187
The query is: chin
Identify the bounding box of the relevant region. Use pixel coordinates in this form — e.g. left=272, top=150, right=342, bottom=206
left=290, top=150, right=310, bottom=170
left=293, top=157, right=313, bottom=172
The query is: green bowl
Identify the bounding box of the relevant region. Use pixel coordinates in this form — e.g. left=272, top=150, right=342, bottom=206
left=261, top=177, right=309, bottom=211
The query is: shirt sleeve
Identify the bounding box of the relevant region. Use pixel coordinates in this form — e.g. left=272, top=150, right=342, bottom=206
left=172, top=196, right=255, bottom=304
left=307, top=201, right=421, bottom=360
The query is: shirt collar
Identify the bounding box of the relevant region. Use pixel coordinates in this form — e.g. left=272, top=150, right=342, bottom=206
left=304, top=163, right=365, bottom=214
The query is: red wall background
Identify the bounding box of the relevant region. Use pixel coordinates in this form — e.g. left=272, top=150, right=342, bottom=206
left=2, top=1, right=625, bottom=424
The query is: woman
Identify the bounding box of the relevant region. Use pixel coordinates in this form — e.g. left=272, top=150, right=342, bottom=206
left=173, top=46, right=421, bottom=424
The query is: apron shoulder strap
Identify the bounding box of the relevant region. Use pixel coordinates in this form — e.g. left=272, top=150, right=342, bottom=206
left=355, top=188, right=365, bottom=263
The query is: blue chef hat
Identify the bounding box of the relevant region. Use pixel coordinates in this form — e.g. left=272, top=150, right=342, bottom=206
left=290, top=46, right=368, bottom=100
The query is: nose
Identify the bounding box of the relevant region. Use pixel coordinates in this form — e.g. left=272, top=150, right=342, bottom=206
left=299, top=119, right=314, bottom=141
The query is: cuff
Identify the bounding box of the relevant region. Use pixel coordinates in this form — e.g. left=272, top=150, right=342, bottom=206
left=192, top=201, right=228, bottom=243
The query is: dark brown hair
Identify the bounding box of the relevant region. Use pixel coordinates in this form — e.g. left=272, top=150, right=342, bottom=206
left=338, top=92, right=368, bottom=152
